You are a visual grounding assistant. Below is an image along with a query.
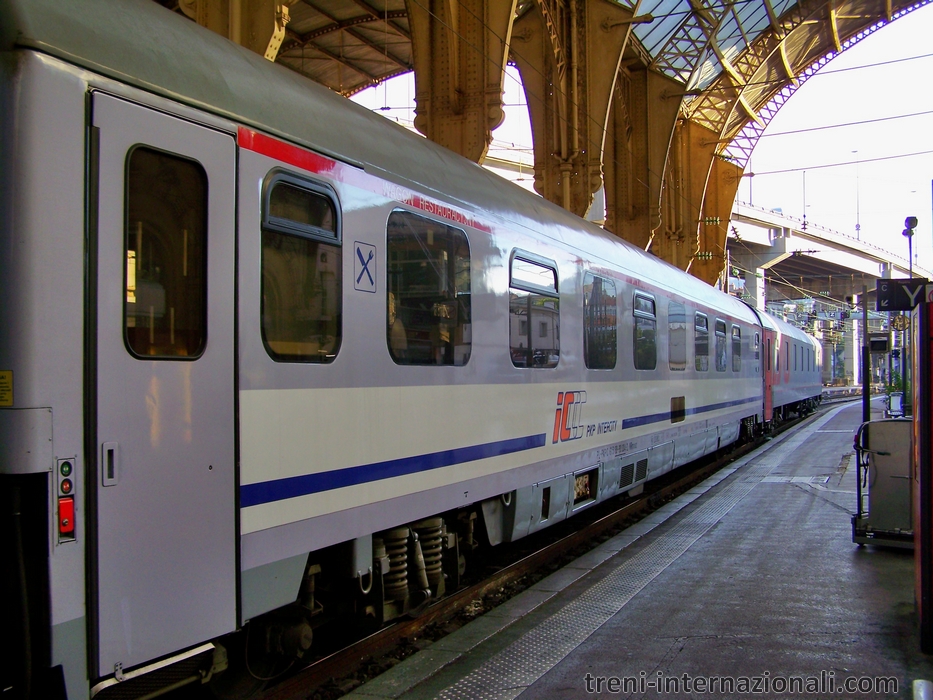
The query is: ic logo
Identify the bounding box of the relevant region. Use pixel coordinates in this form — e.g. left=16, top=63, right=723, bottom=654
left=552, top=391, right=587, bottom=443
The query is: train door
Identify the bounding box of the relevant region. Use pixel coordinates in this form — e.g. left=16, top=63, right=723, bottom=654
left=762, top=329, right=775, bottom=420
left=91, top=93, right=236, bottom=677
left=782, top=338, right=791, bottom=386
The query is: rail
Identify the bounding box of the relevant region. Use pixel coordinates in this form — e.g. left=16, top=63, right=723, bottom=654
left=258, top=409, right=822, bottom=700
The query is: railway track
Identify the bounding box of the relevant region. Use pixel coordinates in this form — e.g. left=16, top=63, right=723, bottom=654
left=256, top=406, right=832, bottom=700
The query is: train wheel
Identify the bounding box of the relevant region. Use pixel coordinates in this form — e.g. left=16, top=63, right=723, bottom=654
left=209, top=625, right=290, bottom=700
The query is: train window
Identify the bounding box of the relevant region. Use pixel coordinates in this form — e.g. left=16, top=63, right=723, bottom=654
left=387, top=210, right=471, bottom=366
left=261, top=173, right=341, bottom=363
left=752, top=332, right=760, bottom=374
left=794, top=344, right=798, bottom=371
left=583, top=273, right=617, bottom=370
left=125, top=147, right=207, bottom=359
left=669, top=302, right=687, bottom=371
left=714, top=320, right=727, bottom=372
left=509, top=252, right=559, bottom=368
left=732, top=326, right=741, bottom=372
left=267, top=179, right=338, bottom=238
left=633, top=293, right=656, bottom=370
left=695, top=313, right=709, bottom=372
left=784, top=340, right=789, bottom=370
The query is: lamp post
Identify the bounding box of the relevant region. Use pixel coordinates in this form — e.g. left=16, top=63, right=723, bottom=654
left=903, top=216, right=919, bottom=407
left=862, top=285, right=870, bottom=422
left=905, top=216, right=918, bottom=279
left=802, top=171, right=808, bottom=230
left=852, top=150, right=861, bottom=240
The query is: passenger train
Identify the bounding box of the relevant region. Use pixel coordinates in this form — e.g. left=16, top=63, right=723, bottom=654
left=0, top=0, right=822, bottom=698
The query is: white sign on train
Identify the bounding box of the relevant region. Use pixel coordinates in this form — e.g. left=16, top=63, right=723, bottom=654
left=354, top=242, right=377, bottom=293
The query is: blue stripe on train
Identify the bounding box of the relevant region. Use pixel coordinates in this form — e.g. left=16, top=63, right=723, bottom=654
left=241, top=395, right=761, bottom=507
left=240, top=433, right=548, bottom=507
left=621, top=395, right=760, bottom=429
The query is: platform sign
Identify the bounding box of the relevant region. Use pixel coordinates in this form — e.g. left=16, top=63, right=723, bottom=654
left=869, top=333, right=890, bottom=353
left=876, top=279, right=932, bottom=311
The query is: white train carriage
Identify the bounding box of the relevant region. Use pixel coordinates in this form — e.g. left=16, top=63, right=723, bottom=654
left=756, top=311, right=824, bottom=421
left=0, top=1, right=822, bottom=698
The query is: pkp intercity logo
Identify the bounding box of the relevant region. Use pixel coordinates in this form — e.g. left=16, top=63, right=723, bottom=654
left=553, top=391, right=587, bottom=443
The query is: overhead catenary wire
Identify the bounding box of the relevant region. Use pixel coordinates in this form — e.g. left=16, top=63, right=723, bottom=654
left=725, top=230, right=895, bottom=313
left=760, top=107, right=933, bottom=138
left=726, top=257, right=861, bottom=311
left=750, top=148, right=933, bottom=176
left=691, top=49, right=933, bottom=94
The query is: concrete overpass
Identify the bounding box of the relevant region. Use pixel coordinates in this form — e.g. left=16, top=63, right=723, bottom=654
left=727, top=200, right=929, bottom=311
left=726, top=201, right=928, bottom=387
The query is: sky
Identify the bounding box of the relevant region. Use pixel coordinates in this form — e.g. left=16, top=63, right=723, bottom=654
left=351, top=4, right=933, bottom=270
left=742, top=2, right=933, bottom=273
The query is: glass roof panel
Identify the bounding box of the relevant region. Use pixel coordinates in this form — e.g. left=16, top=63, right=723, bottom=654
left=626, top=0, right=789, bottom=85
left=633, top=0, right=691, bottom=53
left=635, top=18, right=687, bottom=54
left=635, top=0, right=684, bottom=22
left=735, top=4, right=771, bottom=38
left=688, top=50, right=722, bottom=91
left=718, top=38, right=747, bottom=64
left=671, top=53, right=701, bottom=76
left=715, top=12, right=745, bottom=49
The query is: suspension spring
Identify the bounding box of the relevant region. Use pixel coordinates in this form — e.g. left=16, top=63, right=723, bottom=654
left=411, top=518, right=444, bottom=589
left=382, top=527, right=410, bottom=601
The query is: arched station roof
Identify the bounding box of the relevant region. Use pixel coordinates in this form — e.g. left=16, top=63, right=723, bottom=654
left=260, top=0, right=414, bottom=93
left=182, top=0, right=933, bottom=148
left=142, top=0, right=933, bottom=283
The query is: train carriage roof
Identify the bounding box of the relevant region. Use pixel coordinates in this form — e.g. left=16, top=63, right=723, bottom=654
left=1, top=0, right=759, bottom=324
left=762, top=308, right=820, bottom=347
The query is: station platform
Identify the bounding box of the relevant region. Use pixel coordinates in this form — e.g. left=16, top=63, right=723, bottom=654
left=345, top=399, right=933, bottom=699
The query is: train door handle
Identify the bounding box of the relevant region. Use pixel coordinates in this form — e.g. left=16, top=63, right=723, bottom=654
left=102, top=441, right=119, bottom=487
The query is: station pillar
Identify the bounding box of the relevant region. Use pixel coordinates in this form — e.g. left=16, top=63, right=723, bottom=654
left=407, top=0, right=517, bottom=163
left=845, top=318, right=859, bottom=386
left=510, top=0, right=637, bottom=217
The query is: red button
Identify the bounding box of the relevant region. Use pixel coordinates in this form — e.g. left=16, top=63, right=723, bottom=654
left=59, top=497, right=74, bottom=536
